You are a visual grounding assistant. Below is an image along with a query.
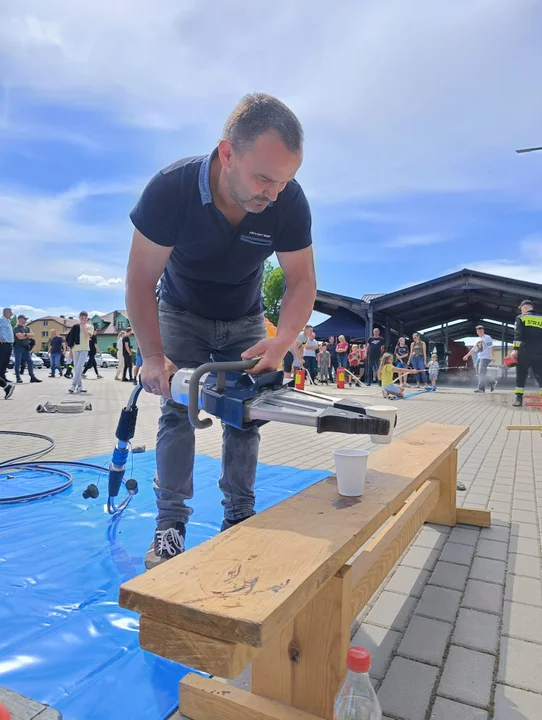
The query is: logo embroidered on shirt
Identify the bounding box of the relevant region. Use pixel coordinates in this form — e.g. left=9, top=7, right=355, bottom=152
left=240, top=232, right=273, bottom=246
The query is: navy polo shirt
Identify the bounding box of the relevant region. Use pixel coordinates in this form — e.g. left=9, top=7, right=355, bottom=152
left=130, top=151, right=312, bottom=321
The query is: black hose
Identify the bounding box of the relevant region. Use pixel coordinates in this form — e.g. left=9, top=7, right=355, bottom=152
left=0, top=430, right=107, bottom=504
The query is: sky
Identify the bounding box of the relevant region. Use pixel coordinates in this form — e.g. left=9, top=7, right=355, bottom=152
left=1, top=0, right=542, bottom=330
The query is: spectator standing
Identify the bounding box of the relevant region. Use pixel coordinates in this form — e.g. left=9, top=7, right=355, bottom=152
left=394, top=336, right=409, bottom=388
left=428, top=353, right=440, bottom=388
left=336, top=335, right=349, bottom=368
left=133, top=343, right=143, bottom=385
left=408, top=332, right=428, bottom=388
left=294, top=324, right=313, bottom=370
left=463, top=324, right=495, bottom=393
left=115, top=331, right=126, bottom=381
left=327, top=336, right=338, bottom=382
left=347, top=344, right=362, bottom=386
left=82, top=328, right=103, bottom=379
left=48, top=329, right=64, bottom=377
left=365, top=327, right=386, bottom=385
left=317, top=342, right=331, bottom=383
left=13, top=314, right=41, bottom=384
left=0, top=308, right=14, bottom=386
left=66, top=311, right=93, bottom=394
left=302, top=331, right=318, bottom=382
left=122, top=328, right=134, bottom=382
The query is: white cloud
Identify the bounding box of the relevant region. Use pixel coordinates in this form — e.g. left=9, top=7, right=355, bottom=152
left=1, top=0, right=541, bottom=201
left=386, top=234, right=446, bottom=248
left=468, top=235, right=542, bottom=284
left=77, top=275, right=124, bottom=289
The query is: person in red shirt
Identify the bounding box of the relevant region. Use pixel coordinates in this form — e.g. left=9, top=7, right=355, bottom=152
left=347, top=344, right=362, bottom=386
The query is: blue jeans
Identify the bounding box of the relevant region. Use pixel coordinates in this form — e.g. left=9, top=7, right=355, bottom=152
left=155, top=300, right=267, bottom=526
left=411, top=354, right=427, bottom=384
left=303, top=355, right=317, bottom=380
left=13, top=346, right=35, bottom=381
left=476, top=358, right=491, bottom=391
left=50, top=352, right=62, bottom=376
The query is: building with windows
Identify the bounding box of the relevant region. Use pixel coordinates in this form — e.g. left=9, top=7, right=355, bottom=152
left=27, top=316, right=78, bottom=351
left=90, top=310, right=131, bottom=352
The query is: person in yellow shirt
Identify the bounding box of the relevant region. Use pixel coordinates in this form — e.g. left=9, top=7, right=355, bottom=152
left=378, top=353, right=423, bottom=399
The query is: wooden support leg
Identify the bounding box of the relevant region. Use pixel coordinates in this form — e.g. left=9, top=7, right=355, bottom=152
left=251, top=566, right=352, bottom=720
left=426, top=448, right=458, bottom=527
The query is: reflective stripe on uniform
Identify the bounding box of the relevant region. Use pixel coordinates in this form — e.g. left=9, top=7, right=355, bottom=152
left=515, top=388, right=525, bottom=395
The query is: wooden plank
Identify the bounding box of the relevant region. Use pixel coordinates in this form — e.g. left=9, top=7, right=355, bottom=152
left=252, top=566, right=352, bottom=720
left=119, top=423, right=468, bottom=648
left=348, top=479, right=439, bottom=617
left=179, top=674, right=326, bottom=720
left=507, top=425, right=542, bottom=431
left=426, top=449, right=458, bottom=526
left=456, top=507, right=491, bottom=527
left=139, top=617, right=259, bottom=678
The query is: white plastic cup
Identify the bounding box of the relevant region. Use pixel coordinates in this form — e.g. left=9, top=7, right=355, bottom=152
left=365, top=405, right=398, bottom=445
left=333, top=449, right=370, bottom=496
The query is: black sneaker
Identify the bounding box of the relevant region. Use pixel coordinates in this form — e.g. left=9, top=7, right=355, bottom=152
left=145, top=521, right=186, bottom=570
left=513, top=394, right=523, bottom=407
left=30, top=377, right=42, bottom=383
left=220, top=514, right=255, bottom=532
left=4, top=383, right=14, bottom=400
left=474, top=389, right=485, bottom=393
left=491, top=381, right=497, bottom=392
left=16, top=379, right=23, bottom=384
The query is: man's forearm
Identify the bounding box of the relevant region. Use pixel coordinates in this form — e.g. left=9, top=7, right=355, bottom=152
left=277, top=279, right=316, bottom=349
left=126, top=282, right=164, bottom=359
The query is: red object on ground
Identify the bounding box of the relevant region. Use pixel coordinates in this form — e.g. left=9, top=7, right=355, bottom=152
left=336, top=366, right=345, bottom=389
left=294, top=367, right=305, bottom=390
left=0, top=704, right=11, bottom=720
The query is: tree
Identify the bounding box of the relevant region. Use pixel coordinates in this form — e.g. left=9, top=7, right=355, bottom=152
left=261, top=260, right=284, bottom=326
left=10, top=317, right=16, bottom=328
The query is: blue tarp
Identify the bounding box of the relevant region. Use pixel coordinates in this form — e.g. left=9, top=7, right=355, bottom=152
left=313, top=308, right=366, bottom=340
left=0, top=451, right=330, bottom=720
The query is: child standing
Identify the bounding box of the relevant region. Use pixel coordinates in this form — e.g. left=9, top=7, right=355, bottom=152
left=378, top=353, right=423, bottom=398
left=317, top=342, right=331, bottom=384
left=347, top=344, right=362, bottom=386
left=428, top=353, right=440, bottom=388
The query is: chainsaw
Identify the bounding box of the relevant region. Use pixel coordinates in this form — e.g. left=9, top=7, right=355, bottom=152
left=84, top=359, right=392, bottom=515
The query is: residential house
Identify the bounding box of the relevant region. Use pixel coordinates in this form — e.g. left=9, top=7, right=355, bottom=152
left=27, top=316, right=78, bottom=351
left=91, top=310, right=131, bottom=353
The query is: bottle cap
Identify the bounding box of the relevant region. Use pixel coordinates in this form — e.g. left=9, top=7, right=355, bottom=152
left=347, top=647, right=371, bottom=672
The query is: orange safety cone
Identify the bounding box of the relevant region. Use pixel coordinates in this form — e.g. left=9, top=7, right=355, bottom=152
left=336, top=365, right=346, bottom=389
left=295, top=367, right=306, bottom=390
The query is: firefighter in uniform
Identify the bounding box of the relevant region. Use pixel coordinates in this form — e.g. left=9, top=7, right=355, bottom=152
left=512, top=299, right=542, bottom=407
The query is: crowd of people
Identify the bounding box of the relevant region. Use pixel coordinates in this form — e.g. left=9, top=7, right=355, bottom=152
left=284, top=324, right=443, bottom=394
left=0, top=307, right=141, bottom=400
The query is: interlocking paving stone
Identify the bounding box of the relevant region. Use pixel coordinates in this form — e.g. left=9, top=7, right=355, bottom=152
left=502, top=601, right=542, bottom=644
left=430, top=697, right=489, bottom=720
left=449, top=527, right=480, bottom=546
left=397, top=615, right=452, bottom=666
left=510, top=522, right=539, bottom=538
left=497, top=636, right=542, bottom=693
left=378, top=657, right=439, bottom=720
left=508, top=534, right=541, bottom=557
left=429, top=561, right=469, bottom=591
left=414, top=526, right=449, bottom=551
left=475, top=538, right=508, bottom=562
left=439, top=542, right=475, bottom=567
left=479, top=524, right=510, bottom=543
left=504, top=574, right=542, bottom=606
left=364, top=591, right=417, bottom=632
left=416, top=585, right=461, bottom=623
left=507, top=553, right=542, bottom=579
left=385, top=565, right=431, bottom=598
left=350, top=623, right=401, bottom=680
left=452, top=608, right=499, bottom=653
left=438, top=645, right=495, bottom=708
left=470, top=557, right=506, bottom=585
left=401, top=545, right=441, bottom=571
left=511, top=509, right=538, bottom=524
left=493, top=684, right=542, bottom=720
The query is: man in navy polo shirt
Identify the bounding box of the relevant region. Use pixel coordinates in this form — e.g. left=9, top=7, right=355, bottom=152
left=126, top=93, right=316, bottom=569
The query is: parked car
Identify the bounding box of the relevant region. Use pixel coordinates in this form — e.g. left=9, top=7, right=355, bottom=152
left=8, top=352, right=45, bottom=369
left=99, top=353, right=118, bottom=368
left=36, top=351, right=51, bottom=368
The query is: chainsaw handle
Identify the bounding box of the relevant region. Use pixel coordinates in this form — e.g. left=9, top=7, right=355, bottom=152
left=188, top=359, right=259, bottom=429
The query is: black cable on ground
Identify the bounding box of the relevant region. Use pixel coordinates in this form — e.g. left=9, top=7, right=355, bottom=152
left=0, top=430, right=107, bottom=504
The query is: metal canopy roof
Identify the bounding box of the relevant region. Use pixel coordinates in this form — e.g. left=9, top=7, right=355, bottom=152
left=423, top=319, right=515, bottom=344
left=314, top=289, right=367, bottom=317
left=369, top=268, right=542, bottom=334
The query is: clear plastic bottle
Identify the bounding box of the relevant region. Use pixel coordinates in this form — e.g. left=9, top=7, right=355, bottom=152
left=334, top=647, right=382, bottom=720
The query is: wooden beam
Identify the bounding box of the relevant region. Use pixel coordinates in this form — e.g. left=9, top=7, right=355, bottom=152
left=179, top=674, right=326, bottom=720
left=252, top=566, right=352, bottom=720
left=347, top=479, right=439, bottom=617
left=456, top=507, right=491, bottom=527
left=507, top=425, right=542, bottom=431
left=426, top=449, right=458, bottom=527
left=119, top=424, right=468, bottom=649
left=139, top=617, right=259, bottom=678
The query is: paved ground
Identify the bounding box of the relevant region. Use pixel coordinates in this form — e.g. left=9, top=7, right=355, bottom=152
left=1, top=368, right=542, bottom=719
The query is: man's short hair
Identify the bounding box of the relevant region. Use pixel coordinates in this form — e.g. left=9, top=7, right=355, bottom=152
left=79, top=311, right=88, bottom=317
left=3, top=308, right=11, bottom=313
left=222, top=93, right=303, bottom=154
left=475, top=325, right=484, bottom=330
left=305, top=324, right=313, bottom=329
